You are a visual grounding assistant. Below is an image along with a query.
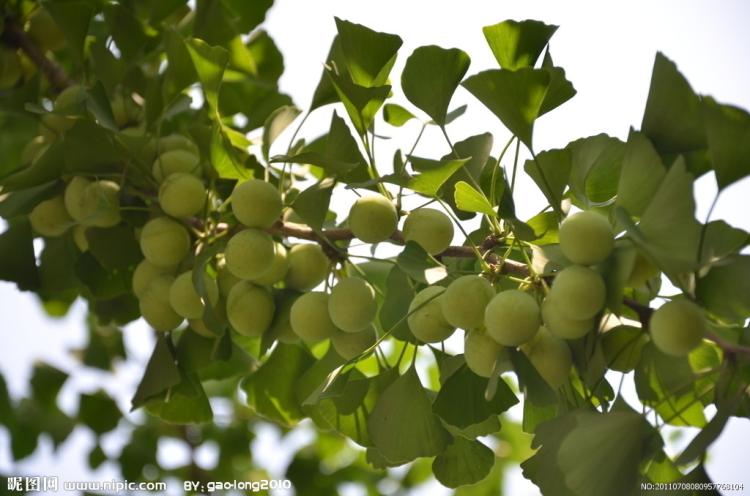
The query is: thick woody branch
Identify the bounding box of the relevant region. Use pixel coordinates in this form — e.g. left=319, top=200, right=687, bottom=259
left=0, top=19, right=72, bottom=93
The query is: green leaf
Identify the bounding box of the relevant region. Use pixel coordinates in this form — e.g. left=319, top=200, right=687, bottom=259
left=616, top=130, right=666, bottom=217
left=462, top=68, right=550, bottom=148
left=433, top=364, right=518, bottom=429
left=164, top=29, right=198, bottom=100
left=396, top=242, right=447, bottom=284
left=327, top=70, right=391, bottom=135
left=0, top=220, right=39, bottom=291
left=641, top=53, right=706, bottom=155
left=104, top=4, right=148, bottom=62
left=2, top=141, right=65, bottom=191
left=85, top=226, right=142, bottom=270
left=292, top=178, right=334, bottom=232
left=675, top=401, right=735, bottom=465
left=510, top=348, right=557, bottom=406
left=702, top=97, right=750, bottom=189
left=211, top=123, right=251, bottom=180
left=78, top=391, right=121, bottom=435
left=524, top=147, right=571, bottom=212
left=131, top=336, right=182, bottom=410
left=402, top=45, right=470, bottom=126
left=700, top=221, right=750, bottom=264
left=192, top=243, right=227, bottom=336
left=482, top=20, right=558, bottom=70
left=697, top=255, right=750, bottom=323
left=262, top=105, right=301, bottom=161
left=310, top=36, right=346, bottom=110
left=454, top=181, right=495, bottom=216
left=241, top=343, right=315, bottom=426
left=44, top=1, right=93, bottom=62
left=74, top=253, right=130, bottom=300
left=145, top=373, right=213, bottom=424
left=432, top=437, right=495, bottom=488
left=408, top=156, right=470, bottom=197
left=367, top=367, right=451, bottom=464
left=185, top=38, right=229, bottom=112
left=62, top=121, right=122, bottom=174
left=443, top=133, right=494, bottom=219
left=30, top=363, right=68, bottom=408
left=567, top=134, right=626, bottom=207
left=334, top=18, right=402, bottom=87
left=539, top=66, right=576, bottom=116
left=383, top=103, right=416, bottom=127
left=0, top=182, right=58, bottom=218
left=521, top=413, right=578, bottom=496
left=601, top=325, right=648, bottom=373
left=379, top=266, right=416, bottom=342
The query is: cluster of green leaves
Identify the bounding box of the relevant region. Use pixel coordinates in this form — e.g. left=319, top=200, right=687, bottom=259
left=2, top=0, right=750, bottom=493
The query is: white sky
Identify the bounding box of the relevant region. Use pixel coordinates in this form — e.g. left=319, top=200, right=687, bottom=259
left=1, top=1, right=750, bottom=495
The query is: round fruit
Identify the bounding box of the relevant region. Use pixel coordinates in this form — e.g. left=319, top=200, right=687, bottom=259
left=72, top=225, right=88, bottom=252
left=348, top=194, right=398, bottom=243
left=139, top=276, right=183, bottom=331
left=464, top=329, right=510, bottom=378
left=157, top=134, right=200, bottom=156
left=216, top=257, right=241, bottom=296
left=484, top=290, right=540, bottom=346
left=63, top=177, right=91, bottom=221
left=152, top=150, right=200, bottom=183
left=270, top=292, right=300, bottom=344
left=189, top=318, right=215, bottom=338
left=284, top=243, right=330, bottom=291
left=328, top=278, right=377, bottom=333
left=231, top=179, right=283, bottom=229
left=64, top=178, right=121, bottom=227
left=248, top=242, right=288, bottom=286
left=402, top=208, right=454, bottom=255
left=158, top=172, right=205, bottom=218
left=407, top=286, right=455, bottom=343
left=331, top=327, right=377, bottom=360
left=226, top=282, right=275, bottom=337
left=54, top=85, right=87, bottom=110
left=442, top=275, right=495, bottom=330
left=0, top=49, right=22, bottom=89
left=169, top=270, right=219, bottom=320
left=522, top=326, right=572, bottom=389
left=139, top=217, right=191, bottom=268
left=132, top=260, right=174, bottom=298
left=549, top=265, right=606, bottom=320
left=290, top=292, right=339, bottom=342
left=27, top=8, right=66, bottom=51
left=111, top=93, right=136, bottom=128
left=29, top=195, right=72, bottom=237
left=559, top=211, right=614, bottom=266
left=541, top=297, right=594, bottom=340
left=649, top=299, right=706, bottom=356
left=224, top=229, right=276, bottom=280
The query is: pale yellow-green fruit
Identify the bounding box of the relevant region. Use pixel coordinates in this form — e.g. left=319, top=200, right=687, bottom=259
left=54, top=85, right=88, bottom=110
left=157, top=134, right=200, bottom=156
left=521, top=326, right=572, bottom=389
left=21, top=136, right=49, bottom=164
left=549, top=265, right=606, bottom=320
left=139, top=217, right=191, bottom=268
left=189, top=318, right=215, bottom=338
left=216, top=257, right=241, bottom=296
left=158, top=172, right=205, bottom=218
left=248, top=242, right=288, bottom=286
left=72, top=225, right=88, bottom=252
left=407, top=286, right=455, bottom=343
left=231, top=179, right=283, bottom=229
left=270, top=293, right=300, bottom=344
left=169, top=270, right=219, bottom=320
left=464, top=329, right=510, bottom=378
left=328, top=277, right=377, bottom=333
left=139, top=276, right=183, bottom=331
left=284, top=243, right=330, bottom=291
left=0, top=49, right=22, bottom=89
left=442, top=275, right=495, bottom=330
left=29, top=195, right=72, bottom=237
left=290, top=292, right=339, bottom=343
left=402, top=208, right=454, bottom=255
left=64, top=177, right=121, bottom=227
left=331, top=326, right=377, bottom=360
left=152, top=149, right=201, bottom=183
left=348, top=194, right=398, bottom=243
left=224, top=229, right=276, bottom=280
left=649, top=300, right=706, bottom=356
left=541, top=296, right=594, bottom=340
left=484, top=289, right=540, bottom=347
left=63, top=177, right=91, bottom=221
left=132, top=259, right=175, bottom=298
left=45, top=84, right=86, bottom=133
left=27, top=8, right=66, bottom=51
left=559, top=211, right=614, bottom=266
left=226, top=281, right=275, bottom=337
left=111, top=93, right=137, bottom=128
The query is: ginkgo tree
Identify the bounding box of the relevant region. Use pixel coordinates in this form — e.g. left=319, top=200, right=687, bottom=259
left=1, top=0, right=749, bottom=494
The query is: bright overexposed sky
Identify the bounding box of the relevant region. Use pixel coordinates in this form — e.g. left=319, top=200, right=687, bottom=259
left=1, top=1, right=749, bottom=495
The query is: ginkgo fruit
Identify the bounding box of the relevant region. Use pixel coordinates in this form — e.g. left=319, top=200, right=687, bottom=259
left=152, top=149, right=201, bottom=183
left=328, top=277, right=377, bottom=333
left=29, top=195, right=72, bottom=237
left=139, top=217, right=191, bottom=268
left=231, top=179, right=283, bottom=229
left=42, top=84, right=86, bottom=133
left=189, top=318, right=214, bottom=338
left=64, top=177, right=121, bottom=227
left=331, top=326, right=377, bottom=360
left=169, top=270, right=219, bottom=320
left=464, top=329, right=510, bottom=378
left=72, top=225, right=88, bottom=252
left=132, top=260, right=174, bottom=298
left=248, top=242, right=288, bottom=286
left=402, top=208, right=454, bottom=255
left=224, top=229, right=276, bottom=280
left=157, top=134, right=200, bottom=156
left=542, top=297, right=594, bottom=340
left=139, top=276, right=183, bottom=331
left=407, top=286, right=455, bottom=343
left=284, top=243, right=330, bottom=291
left=441, top=275, right=495, bottom=330
left=549, top=265, right=606, bottom=320
left=216, top=257, right=241, bottom=296
left=348, top=194, right=398, bottom=243
left=559, top=210, right=614, bottom=265
left=521, top=326, right=572, bottom=389
left=649, top=299, right=706, bottom=356
left=226, top=282, right=275, bottom=337
left=290, top=292, right=339, bottom=342
left=158, top=172, right=205, bottom=218
left=484, top=289, right=540, bottom=346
